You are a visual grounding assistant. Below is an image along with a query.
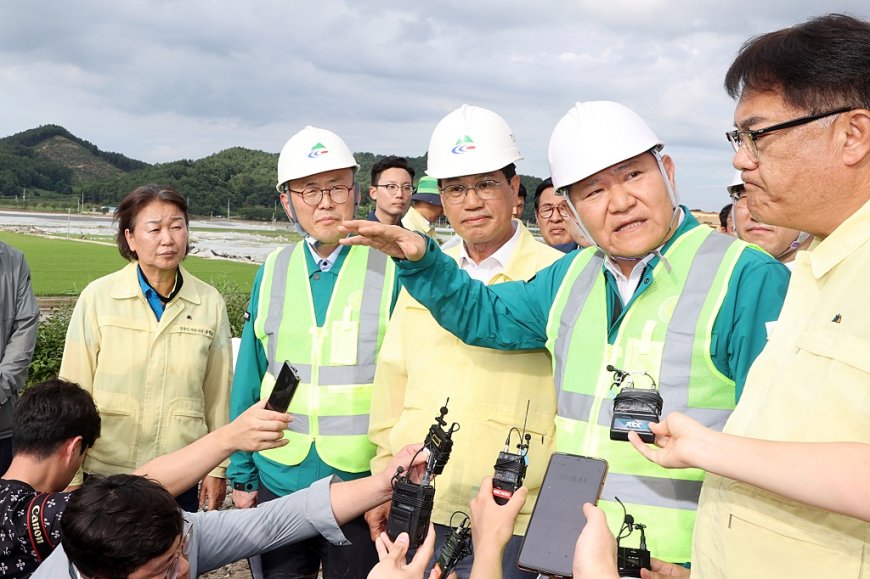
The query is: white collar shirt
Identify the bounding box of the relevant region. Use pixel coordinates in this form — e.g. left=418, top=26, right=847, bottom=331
left=458, top=220, right=521, bottom=283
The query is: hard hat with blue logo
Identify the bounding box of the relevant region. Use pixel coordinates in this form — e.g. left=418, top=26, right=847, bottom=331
left=426, top=105, right=523, bottom=179
left=276, top=126, right=359, bottom=192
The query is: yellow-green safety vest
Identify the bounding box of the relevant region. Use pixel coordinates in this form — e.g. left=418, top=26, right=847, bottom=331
left=545, top=226, right=746, bottom=563
left=254, top=243, right=394, bottom=473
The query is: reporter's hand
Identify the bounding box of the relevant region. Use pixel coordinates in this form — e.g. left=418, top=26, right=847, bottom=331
left=640, top=558, right=691, bottom=578
left=199, top=475, right=227, bottom=511
left=365, top=502, right=391, bottom=541
left=368, top=524, right=438, bottom=579
left=379, top=443, right=429, bottom=492
left=227, top=399, right=292, bottom=453
left=629, top=412, right=710, bottom=470
left=339, top=220, right=428, bottom=261
left=469, top=477, right=527, bottom=555
left=232, top=488, right=259, bottom=509
left=572, top=503, right=618, bottom=579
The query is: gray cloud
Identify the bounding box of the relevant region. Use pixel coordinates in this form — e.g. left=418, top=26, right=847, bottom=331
left=1, top=0, right=867, bottom=209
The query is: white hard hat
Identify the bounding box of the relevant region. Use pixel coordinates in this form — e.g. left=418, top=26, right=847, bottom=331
left=276, top=126, right=359, bottom=192
left=426, top=105, right=523, bottom=179
left=548, top=101, right=663, bottom=191
left=727, top=170, right=744, bottom=195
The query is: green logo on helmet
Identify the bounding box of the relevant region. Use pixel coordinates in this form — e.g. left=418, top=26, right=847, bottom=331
left=452, top=135, right=476, bottom=154
left=308, top=143, right=329, bottom=158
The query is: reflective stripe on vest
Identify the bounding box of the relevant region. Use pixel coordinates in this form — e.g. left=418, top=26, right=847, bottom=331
left=546, top=226, right=745, bottom=562
left=254, top=244, right=391, bottom=472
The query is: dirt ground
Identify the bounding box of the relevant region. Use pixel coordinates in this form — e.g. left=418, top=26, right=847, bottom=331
left=202, top=559, right=252, bottom=578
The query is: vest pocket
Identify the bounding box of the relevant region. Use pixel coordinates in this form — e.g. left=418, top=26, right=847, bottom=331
left=329, top=320, right=359, bottom=366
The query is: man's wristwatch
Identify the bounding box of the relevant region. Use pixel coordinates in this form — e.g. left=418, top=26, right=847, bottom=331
left=232, top=481, right=256, bottom=492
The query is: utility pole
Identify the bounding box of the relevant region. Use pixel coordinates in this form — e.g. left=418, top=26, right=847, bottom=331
left=227, top=198, right=230, bottom=220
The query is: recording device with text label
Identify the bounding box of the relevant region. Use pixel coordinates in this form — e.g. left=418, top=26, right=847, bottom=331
left=433, top=511, right=472, bottom=578
left=492, top=401, right=540, bottom=505
left=265, top=362, right=301, bottom=413
left=607, top=364, right=663, bottom=444
left=387, top=399, right=460, bottom=548
left=615, top=497, right=651, bottom=577
left=517, top=453, right=608, bottom=578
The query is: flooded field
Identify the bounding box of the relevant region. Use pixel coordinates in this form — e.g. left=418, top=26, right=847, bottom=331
left=0, top=209, right=297, bottom=262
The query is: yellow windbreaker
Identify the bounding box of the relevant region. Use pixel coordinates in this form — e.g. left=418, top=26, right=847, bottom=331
left=369, top=222, right=561, bottom=534
left=60, top=262, right=232, bottom=485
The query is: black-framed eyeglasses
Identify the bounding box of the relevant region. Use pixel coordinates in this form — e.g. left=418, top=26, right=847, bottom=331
left=287, top=184, right=353, bottom=206
left=537, top=203, right=571, bottom=220
left=730, top=189, right=748, bottom=206
left=164, top=521, right=194, bottom=579
left=375, top=183, right=414, bottom=195
left=439, top=179, right=507, bottom=205
left=725, top=106, right=854, bottom=162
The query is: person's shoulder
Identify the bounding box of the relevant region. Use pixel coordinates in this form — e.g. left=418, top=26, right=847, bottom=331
left=30, top=544, right=70, bottom=577
left=80, top=264, right=132, bottom=296
left=0, top=241, right=25, bottom=260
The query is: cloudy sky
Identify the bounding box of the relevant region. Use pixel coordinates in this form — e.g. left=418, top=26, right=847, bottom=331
left=1, top=1, right=867, bottom=210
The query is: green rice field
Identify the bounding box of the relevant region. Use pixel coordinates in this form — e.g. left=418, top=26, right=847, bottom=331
left=0, top=231, right=258, bottom=296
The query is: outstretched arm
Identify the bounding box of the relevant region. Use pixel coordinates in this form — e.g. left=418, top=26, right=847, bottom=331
left=630, top=412, right=870, bottom=522
left=133, top=400, right=290, bottom=496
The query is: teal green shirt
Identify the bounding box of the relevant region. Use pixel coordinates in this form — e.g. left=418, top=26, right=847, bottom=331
left=396, top=210, right=790, bottom=402
left=228, top=244, right=400, bottom=495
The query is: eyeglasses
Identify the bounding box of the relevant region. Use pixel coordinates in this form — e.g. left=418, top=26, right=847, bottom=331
left=730, top=190, right=748, bottom=207
left=537, top=203, right=571, bottom=220
left=725, top=106, right=853, bottom=162
left=165, top=522, right=194, bottom=579
left=439, top=179, right=507, bottom=205
left=375, top=183, right=414, bottom=195
left=287, top=184, right=353, bottom=206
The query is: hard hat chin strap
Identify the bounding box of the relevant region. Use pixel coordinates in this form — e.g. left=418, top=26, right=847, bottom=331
left=775, top=230, right=811, bottom=260
left=280, top=185, right=323, bottom=251
left=558, top=150, right=680, bottom=272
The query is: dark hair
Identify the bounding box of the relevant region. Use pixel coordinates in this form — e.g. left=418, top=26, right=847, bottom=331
left=725, top=14, right=870, bottom=111
left=371, top=156, right=416, bottom=186
left=62, top=474, right=184, bottom=578
left=13, top=379, right=100, bottom=459
left=719, top=204, right=733, bottom=229
left=115, top=184, right=190, bottom=261
left=533, top=177, right=554, bottom=211
left=517, top=183, right=527, bottom=199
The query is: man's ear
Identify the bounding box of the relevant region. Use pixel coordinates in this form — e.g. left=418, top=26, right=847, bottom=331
left=842, top=109, right=870, bottom=167
left=368, top=185, right=377, bottom=201
left=62, top=436, right=85, bottom=462
left=508, top=174, right=521, bottom=197
left=279, top=193, right=297, bottom=225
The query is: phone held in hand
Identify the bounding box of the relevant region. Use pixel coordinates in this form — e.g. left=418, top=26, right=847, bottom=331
left=265, top=362, right=301, bottom=413
left=516, top=452, right=608, bottom=578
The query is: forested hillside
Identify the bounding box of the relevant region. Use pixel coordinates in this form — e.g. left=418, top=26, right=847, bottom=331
left=0, top=125, right=542, bottom=220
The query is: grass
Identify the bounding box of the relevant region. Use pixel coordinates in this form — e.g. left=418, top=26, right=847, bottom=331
left=0, top=231, right=259, bottom=296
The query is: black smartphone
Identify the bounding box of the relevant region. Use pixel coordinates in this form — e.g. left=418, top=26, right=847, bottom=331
left=265, top=362, right=300, bottom=413
left=517, top=452, right=608, bottom=578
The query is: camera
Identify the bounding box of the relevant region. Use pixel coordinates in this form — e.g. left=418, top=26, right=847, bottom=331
left=607, top=365, right=663, bottom=443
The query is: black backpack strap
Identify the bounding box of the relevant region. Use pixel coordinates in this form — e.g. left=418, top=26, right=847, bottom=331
left=26, top=493, right=56, bottom=562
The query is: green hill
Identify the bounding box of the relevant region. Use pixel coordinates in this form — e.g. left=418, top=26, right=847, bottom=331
left=0, top=126, right=543, bottom=221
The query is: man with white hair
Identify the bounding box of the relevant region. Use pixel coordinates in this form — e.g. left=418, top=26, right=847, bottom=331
left=339, top=101, right=790, bottom=566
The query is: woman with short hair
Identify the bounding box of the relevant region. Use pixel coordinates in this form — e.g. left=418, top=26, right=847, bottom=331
left=60, top=184, right=232, bottom=512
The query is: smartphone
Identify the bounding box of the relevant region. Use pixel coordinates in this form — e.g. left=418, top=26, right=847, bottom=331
left=265, top=362, right=301, bottom=413
left=517, top=453, right=608, bottom=578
